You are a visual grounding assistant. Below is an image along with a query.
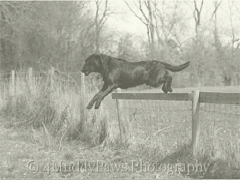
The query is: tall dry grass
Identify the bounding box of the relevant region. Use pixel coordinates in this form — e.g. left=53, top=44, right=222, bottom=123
left=0, top=70, right=119, bottom=150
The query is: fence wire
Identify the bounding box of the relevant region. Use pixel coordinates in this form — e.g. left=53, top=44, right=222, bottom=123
left=117, top=99, right=192, bottom=154
left=199, top=94, right=240, bottom=159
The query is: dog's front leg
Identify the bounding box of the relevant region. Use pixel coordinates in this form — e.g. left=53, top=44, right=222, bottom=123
left=87, top=83, right=108, bottom=109
left=94, top=85, right=118, bottom=109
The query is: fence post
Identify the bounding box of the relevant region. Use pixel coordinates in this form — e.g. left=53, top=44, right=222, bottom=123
left=80, top=73, right=85, bottom=116
left=28, top=67, right=32, bottom=80
left=81, top=73, right=85, bottom=98
left=48, top=67, right=55, bottom=107
left=10, top=70, right=15, bottom=97
left=115, top=88, right=128, bottom=145
left=28, top=67, right=33, bottom=88
left=10, top=70, right=15, bottom=117
left=50, top=67, right=54, bottom=90
left=79, top=73, right=85, bottom=133
left=191, top=90, right=200, bottom=157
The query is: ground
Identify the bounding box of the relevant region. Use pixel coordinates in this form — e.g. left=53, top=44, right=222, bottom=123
left=0, top=116, right=191, bottom=179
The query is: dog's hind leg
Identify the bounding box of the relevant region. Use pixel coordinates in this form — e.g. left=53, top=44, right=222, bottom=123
left=162, top=83, right=168, bottom=93
left=161, top=76, right=173, bottom=93
left=166, top=76, right=173, bottom=92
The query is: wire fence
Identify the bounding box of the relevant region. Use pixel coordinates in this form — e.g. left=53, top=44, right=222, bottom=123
left=198, top=94, right=240, bottom=158
left=112, top=91, right=240, bottom=159
left=118, top=99, right=192, bottom=154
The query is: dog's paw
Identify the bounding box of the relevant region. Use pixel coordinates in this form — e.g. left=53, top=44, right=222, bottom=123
left=95, top=101, right=101, bottom=109
left=87, top=103, right=94, bottom=109
left=168, top=86, right=173, bottom=92
left=162, top=86, right=168, bottom=93
left=95, top=104, right=100, bottom=109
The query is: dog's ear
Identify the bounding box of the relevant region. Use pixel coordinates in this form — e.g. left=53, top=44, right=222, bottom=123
left=98, top=54, right=109, bottom=74
left=93, top=54, right=102, bottom=68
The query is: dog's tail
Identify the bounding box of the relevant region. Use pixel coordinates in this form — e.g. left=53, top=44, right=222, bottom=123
left=160, top=61, right=190, bottom=72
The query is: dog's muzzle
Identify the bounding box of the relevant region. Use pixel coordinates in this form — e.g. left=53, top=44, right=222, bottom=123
left=84, top=71, right=90, bottom=76
left=81, top=68, right=91, bottom=76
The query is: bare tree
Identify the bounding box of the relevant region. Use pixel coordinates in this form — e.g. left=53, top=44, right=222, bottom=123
left=211, top=0, right=223, bottom=51
left=193, top=0, right=204, bottom=41
left=0, top=1, right=90, bottom=71
left=151, top=0, right=185, bottom=55
left=94, top=0, right=109, bottom=53
left=0, top=1, right=34, bottom=69
left=125, top=0, right=185, bottom=59
left=125, top=0, right=155, bottom=58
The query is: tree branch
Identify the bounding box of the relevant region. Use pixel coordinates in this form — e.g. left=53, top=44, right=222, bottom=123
left=139, top=0, right=149, bottom=24
left=124, top=0, right=148, bottom=25
left=98, top=0, right=108, bottom=27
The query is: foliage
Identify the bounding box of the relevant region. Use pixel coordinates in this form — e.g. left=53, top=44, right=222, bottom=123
left=0, top=1, right=240, bottom=86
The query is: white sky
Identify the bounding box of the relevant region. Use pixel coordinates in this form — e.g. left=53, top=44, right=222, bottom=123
left=106, top=0, right=149, bottom=36
left=99, top=0, right=240, bottom=45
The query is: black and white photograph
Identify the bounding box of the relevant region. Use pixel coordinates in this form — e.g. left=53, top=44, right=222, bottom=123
left=0, top=0, right=240, bottom=179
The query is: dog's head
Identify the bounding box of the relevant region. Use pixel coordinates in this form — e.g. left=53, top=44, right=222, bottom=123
left=81, top=54, right=103, bottom=76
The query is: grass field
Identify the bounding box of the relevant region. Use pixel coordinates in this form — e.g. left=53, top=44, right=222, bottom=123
left=0, top=72, right=240, bottom=179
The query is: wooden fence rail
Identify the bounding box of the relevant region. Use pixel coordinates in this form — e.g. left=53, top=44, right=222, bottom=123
left=112, top=92, right=191, bottom=101
left=199, top=92, right=240, bottom=104
left=112, top=90, right=240, bottom=157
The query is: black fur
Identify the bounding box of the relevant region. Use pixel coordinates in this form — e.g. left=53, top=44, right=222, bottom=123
left=81, top=54, right=190, bottom=109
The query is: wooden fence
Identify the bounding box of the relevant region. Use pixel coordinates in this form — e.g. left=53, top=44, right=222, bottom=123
left=112, top=90, right=240, bottom=157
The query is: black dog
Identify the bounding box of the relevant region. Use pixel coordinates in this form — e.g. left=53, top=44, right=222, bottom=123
left=81, top=54, right=190, bottom=109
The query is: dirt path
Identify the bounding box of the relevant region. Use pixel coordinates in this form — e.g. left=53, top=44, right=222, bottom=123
left=0, top=118, right=190, bottom=179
